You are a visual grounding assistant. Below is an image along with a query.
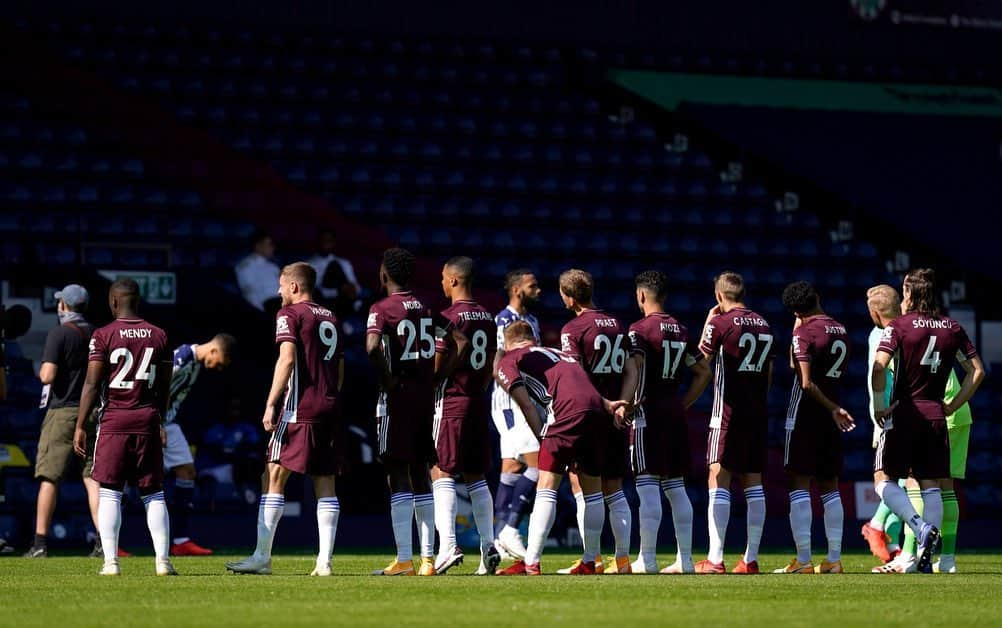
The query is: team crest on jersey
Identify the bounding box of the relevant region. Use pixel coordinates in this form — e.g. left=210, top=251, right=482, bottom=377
left=276, top=316, right=290, bottom=334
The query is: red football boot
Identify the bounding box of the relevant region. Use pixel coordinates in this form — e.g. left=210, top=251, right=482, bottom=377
left=732, top=559, right=760, bottom=574
left=171, top=540, right=214, bottom=556
left=861, top=523, right=891, bottom=563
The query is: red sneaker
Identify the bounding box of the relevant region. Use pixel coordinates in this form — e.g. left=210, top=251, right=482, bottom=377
left=732, top=559, right=759, bottom=574
left=117, top=548, right=133, bottom=558
left=694, top=559, right=726, bottom=574
left=525, top=562, right=542, bottom=576
left=567, top=560, right=596, bottom=575
left=861, top=523, right=891, bottom=563
left=497, top=560, right=528, bottom=576
left=171, top=540, right=214, bottom=556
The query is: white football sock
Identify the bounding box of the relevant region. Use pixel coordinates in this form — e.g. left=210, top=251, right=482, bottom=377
left=432, top=478, right=458, bottom=558
left=662, top=478, right=693, bottom=563
left=582, top=492, right=605, bottom=563
left=255, top=493, right=284, bottom=559
left=467, top=479, right=495, bottom=552
left=635, top=475, right=662, bottom=566
left=98, top=488, right=122, bottom=563
left=390, top=492, right=414, bottom=562
left=707, top=487, right=730, bottom=564
left=413, top=493, right=435, bottom=559
left=524, top=488, right=557, bottom=566
left=875, top=481, right=923, bottom=536
left=141, top=491, right=170, bottom=562
left=744, top=486, right=766, bottom=563
left=921, top=488, right=943, bottom=529
left=573, top=491, right=586, bottom=545
left=604, top=490, right=631, bottom=559
left=317, top=497, right=340, bottom=566
left=821, top=491, right=842, bottom=563
left=788, top=489, right=812, bottom=564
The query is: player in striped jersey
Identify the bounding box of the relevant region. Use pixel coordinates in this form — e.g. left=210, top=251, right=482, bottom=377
left=491, top=269, right=543, bottom=560
left=163, top=334, right=235, bottom=556
left=623, top=271, right=711, bottom=574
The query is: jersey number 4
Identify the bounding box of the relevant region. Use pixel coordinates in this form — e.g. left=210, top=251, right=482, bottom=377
left=109, top=347, right=156, bottom=389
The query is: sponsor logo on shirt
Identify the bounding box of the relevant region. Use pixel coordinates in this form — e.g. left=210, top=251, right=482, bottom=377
left=366, top=313, right=378, bottom=328
left=276, top=316, right=290, bottom=335
left=560, top=333, right=571, bottom=352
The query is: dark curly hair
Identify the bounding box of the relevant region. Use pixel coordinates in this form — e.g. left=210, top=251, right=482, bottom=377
left=781, top=281, right=819, bottom=315
left=635, top=270, right=668, bottom=301
left=382, top=247, right=416, bottom=287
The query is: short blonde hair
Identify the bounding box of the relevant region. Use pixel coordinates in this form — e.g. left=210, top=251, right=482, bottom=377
left=503, top=320, right=536, bottom=348
left=714, top=271, right=745, bottom=302
left=558, top=269, right=593, bottom=303
left=866, top=284, right=901, bottom=318
left=282, top=262, right=316, bottom=293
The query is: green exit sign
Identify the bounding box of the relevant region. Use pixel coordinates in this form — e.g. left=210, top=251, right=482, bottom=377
left=98, top=270, right=177, bottom=304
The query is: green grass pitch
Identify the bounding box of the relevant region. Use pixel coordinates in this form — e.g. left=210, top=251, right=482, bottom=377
left=4, top=550, right=1002, bottom=627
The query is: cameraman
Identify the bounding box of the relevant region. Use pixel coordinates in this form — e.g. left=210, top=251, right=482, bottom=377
left=24, top=285, right=101, bottom=558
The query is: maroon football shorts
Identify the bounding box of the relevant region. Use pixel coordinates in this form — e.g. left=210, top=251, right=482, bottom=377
left=784, top=410, right=843, bottom=478
left=434, top=395, right=490, bottom=475
left=538, top=411, right=604, bottom=478
left=377, top=382, right=436, bottom=465
left=632, top=412, right=690, bottom=479
left=874, top=410, right=950, bottom=480
left=706, top=414, right=768, bottom=474
left=268, top=421, right=345, bottom=476
left=91, top=431, right=163, bottom=490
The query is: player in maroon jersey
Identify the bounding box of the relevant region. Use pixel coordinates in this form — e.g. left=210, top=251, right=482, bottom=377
left=226, top=263, right=345, bottom=576
left=431, top=256, right=500, bottom=575
left=494, top=321, right=630, bottom=575
left=366, top=248, right=468, bottom=576
left=774, top=281, right=856, bottom=575
left=622, top=271, right=711, bottom=574
left=71, top=278, right=173, bottom=576
left=557, top=269, right=638, bottom=574
left=696, top=271, right=774, bottom=575
left=871, top=269, right=984, bottom=573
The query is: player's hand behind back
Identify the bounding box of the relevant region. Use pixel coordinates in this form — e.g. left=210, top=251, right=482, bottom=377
left=873, top=401, right=898, bottom=428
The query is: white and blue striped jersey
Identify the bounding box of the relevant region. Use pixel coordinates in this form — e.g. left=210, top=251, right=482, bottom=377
left=165, top=344, right=201, bottom=425
left=491, top=306, right=541, bottom=414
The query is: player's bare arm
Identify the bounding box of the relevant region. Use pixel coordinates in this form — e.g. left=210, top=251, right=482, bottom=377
left=682, top=360, right=712, bottom=409
left=366, top=331, right=394, bottom=391
left=509, top=385, right=543, bottom=440
left=796, top=360, right=855, bottom=432
left=73, top=360, right=105, bottom=457
left=944, top=355, right=985, bottom=416
left=614, top=356, right=641, bottom=428
left=870, top=349, right=898, bottom=426
left=263, top=342, right=296, bottom=432
left=433, top=328, right=469, bottom=386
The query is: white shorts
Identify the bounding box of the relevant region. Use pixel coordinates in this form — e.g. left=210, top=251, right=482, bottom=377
left=491, top=405, right=540, bottom=461
left=163, top=422, right=195, bottom=470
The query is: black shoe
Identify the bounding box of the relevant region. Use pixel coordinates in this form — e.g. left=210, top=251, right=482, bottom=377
left=89, top=541, right=104, bottom=558
left=23, top=546, right=47, bottom=558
